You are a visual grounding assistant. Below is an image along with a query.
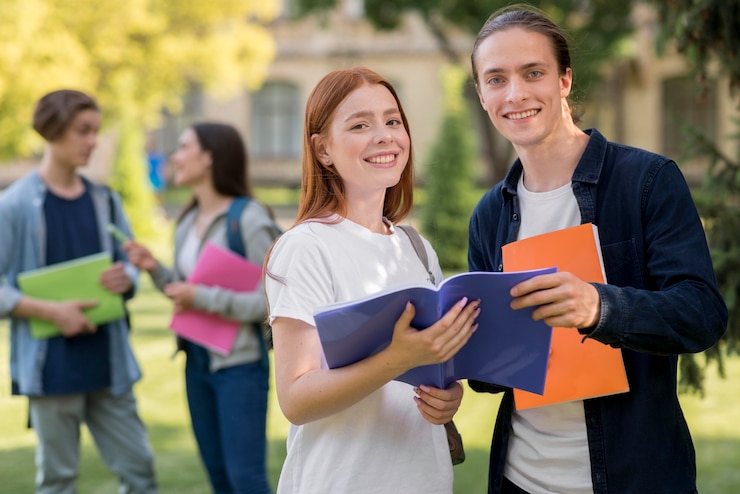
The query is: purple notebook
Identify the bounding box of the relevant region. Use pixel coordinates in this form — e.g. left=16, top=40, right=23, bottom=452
left=313, top=268, right=555, bottom=393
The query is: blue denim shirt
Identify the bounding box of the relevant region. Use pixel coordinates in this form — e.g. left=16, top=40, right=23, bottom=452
left=468, top=129, right=728, bottom=494
left=0, top=171, right=142, bottom=396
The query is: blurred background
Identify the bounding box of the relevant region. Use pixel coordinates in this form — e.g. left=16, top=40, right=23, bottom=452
left=1, top=0, right=738, bottom=492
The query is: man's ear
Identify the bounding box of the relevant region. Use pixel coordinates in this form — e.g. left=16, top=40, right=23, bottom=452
left=311, top=134, right=332, bottom=166
left=560, top=67, right=573, bottom=98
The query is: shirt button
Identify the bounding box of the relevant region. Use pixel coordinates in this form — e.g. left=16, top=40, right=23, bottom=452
left=498, top=264, right=503, bottom=271
left=512, top=213, right=519, bottom=221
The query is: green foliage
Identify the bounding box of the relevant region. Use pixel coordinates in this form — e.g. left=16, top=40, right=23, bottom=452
left=676, top=121, right=740, bottom=395
left=652, top=0, right=740, bottom=96
left=109, top=115, right=161, bottom=242
left=421, top=66, right=477, bottom=271
left=292, top=0, right=337, bottom=17
left=651, top=0, right=740, bottom=394
left=0, top=0, right=278, bottom=240
left=0, top=0, right=277, bottom=159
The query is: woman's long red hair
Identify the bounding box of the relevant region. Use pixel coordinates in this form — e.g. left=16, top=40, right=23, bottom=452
left=295, top=66, right=415, bottom=225
left=263, top=67, right=415, bottom=288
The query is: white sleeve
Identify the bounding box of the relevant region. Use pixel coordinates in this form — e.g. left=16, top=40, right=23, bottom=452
left=265, top=228, right=335, bottom=327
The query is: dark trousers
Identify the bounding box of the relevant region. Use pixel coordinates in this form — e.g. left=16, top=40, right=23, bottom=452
left=184, top=342, right=272, bottom=494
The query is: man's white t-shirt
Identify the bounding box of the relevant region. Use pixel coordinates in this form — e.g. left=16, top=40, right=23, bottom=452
left=504, top=177, right=595, bottom=494
left=265, top=217, right=452, bottom=494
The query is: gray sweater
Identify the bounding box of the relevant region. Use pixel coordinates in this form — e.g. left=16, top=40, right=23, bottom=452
left=149, top=199, right=280, bottom=371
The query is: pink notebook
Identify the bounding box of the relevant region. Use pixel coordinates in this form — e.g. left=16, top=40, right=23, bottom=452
left=169, top=242, right=262, bottom=355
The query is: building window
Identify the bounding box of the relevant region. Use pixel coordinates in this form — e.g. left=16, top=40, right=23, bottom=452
left=662, top=76, right=717, bottom=158
left=250, top=81, right=301, bottom=160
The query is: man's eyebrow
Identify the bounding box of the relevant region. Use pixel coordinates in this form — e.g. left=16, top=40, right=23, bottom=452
left=519, top=62, right=548, bottom=71
left=481, top=61, right=549, bottom=76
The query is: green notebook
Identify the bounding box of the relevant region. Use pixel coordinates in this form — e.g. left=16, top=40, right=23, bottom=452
left=17, top=252, right=126, bottom=339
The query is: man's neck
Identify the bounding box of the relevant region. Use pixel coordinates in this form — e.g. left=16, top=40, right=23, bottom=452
left=38, top=155, right=84, bottom=198
left=516, top=129, right=589, bottom=192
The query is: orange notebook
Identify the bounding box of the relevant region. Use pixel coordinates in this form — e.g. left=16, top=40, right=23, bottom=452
left=502, top=223, right=629, bottom=410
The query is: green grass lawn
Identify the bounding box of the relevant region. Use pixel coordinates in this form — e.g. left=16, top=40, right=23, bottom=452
left=1, top=278, right=738, bottom=493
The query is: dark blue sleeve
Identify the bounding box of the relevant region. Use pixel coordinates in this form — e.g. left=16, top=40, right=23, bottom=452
left=586, top=162, right=727, bottom=355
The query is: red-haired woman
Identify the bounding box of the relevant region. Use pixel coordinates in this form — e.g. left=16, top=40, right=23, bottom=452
left=265, top=67, right=480, bottom=493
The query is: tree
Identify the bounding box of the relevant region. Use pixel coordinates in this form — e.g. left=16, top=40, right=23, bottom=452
left=651, top=0, right=740, bottom=394
left=652, top=0, right=740, bottom=97
left=675, top=123, right=740, bottom=395
left=294, top=0, right=636, bottom=184
left=0, top=0, right=278, bottom=240
left=421, top=65, right=477, bottom=270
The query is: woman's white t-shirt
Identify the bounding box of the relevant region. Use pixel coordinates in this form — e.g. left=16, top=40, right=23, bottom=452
left=265, top=217, right=452, bottom=494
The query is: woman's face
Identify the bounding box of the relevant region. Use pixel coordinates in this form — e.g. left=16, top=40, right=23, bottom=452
left=313, top=83, right=410, bottom=201
left=49, top=109, right=100, bottom=169
left=170, top=127, right=211, bottom=187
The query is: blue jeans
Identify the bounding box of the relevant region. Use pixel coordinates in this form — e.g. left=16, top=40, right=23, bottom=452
left=184, top=342, right=272, bottom=494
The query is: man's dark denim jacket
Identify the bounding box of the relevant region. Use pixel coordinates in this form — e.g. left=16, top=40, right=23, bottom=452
left=467, top=129, right=728, bottom=494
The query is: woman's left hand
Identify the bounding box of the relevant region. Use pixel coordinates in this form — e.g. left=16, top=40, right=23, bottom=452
left=164, top=282, right=197, bottom=312
left=414, top=381, right=463, bottom=424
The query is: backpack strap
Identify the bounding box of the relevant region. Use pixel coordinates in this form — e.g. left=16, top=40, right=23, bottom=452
left=397, top=225, right=436, bottom=285
left=226, top=196, right=250, bottom=258
left=226, top=196, right=272, bottom=368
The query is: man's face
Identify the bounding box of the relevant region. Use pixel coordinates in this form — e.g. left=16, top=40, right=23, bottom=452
left=475, top=27, right=572, bottom=150
left=50, top=109, right=101, bottom=169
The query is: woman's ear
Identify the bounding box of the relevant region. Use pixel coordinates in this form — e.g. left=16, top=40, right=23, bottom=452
left=204, top=151, right=213, bottom=167
left=311, top=134, right=332, bottom=167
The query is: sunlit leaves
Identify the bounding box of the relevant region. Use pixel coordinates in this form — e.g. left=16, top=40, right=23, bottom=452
left=0, top=0, right=278, bottom=159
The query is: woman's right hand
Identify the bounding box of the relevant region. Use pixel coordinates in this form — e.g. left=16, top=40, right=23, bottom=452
left=122, top=240, right=158, bottom=272
left=387, top=297, right=481, bottom=370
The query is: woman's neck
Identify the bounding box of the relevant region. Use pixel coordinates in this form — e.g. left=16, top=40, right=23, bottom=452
left=193, top=183, right=231, bottom=215
left=344, top=192, right=391, bottom=234
left=191, top=185, right=232, bottom=237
